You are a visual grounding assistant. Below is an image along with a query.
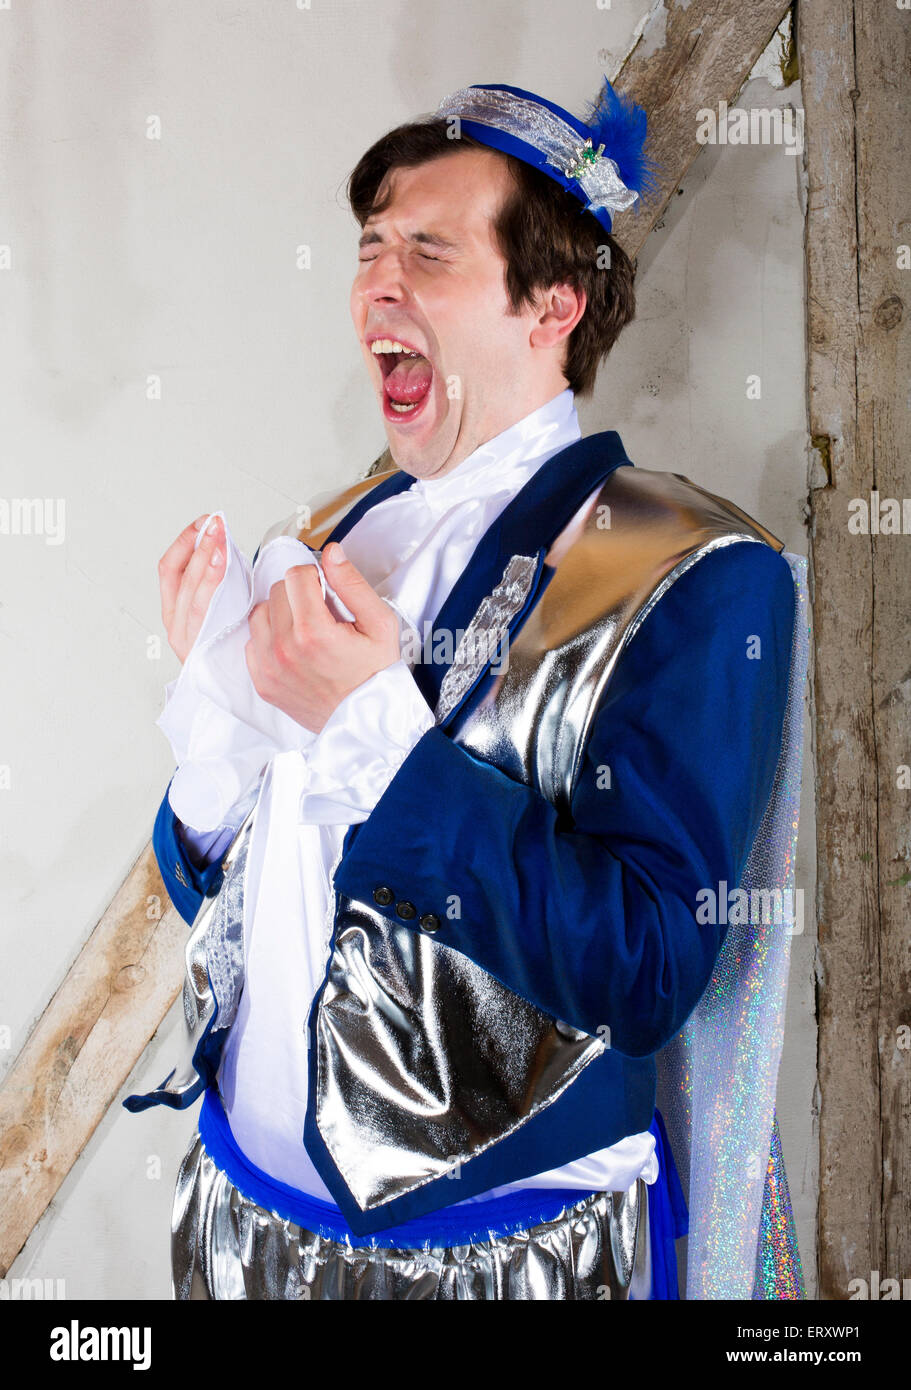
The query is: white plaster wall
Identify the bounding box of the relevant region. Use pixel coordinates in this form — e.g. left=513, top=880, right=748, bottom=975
left=1, top=0, right=816, bottom=1298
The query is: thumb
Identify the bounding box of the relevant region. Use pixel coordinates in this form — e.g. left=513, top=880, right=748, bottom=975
left=322, top=541, right=358, bottom=581
left=322, top=542, right=387, bottom=634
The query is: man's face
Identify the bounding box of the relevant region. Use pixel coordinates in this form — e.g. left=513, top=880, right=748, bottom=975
left=350, top=146, right=551, bottom=480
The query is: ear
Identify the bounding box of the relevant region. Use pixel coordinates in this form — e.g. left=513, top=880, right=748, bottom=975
left=529, top=281, right=587, bottom=351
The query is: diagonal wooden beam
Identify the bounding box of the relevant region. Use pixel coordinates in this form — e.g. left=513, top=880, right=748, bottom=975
left=0, top=0, right=795, bottom=1277
left=0, top=851, right=186, bottom=1275
left=610, top=0, right=793, bottom=258
left=797, top=0, right=911, bottom=1299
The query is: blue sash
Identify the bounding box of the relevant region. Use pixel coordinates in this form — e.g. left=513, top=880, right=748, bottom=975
left=198, top=1085, right=687, bottom=1297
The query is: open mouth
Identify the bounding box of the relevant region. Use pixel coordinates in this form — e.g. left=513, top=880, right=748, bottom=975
left=369, top=336, right=434, bottom=422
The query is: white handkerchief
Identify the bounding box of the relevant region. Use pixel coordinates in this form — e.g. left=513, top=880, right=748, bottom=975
left=158, top=512, right=356, bottom=832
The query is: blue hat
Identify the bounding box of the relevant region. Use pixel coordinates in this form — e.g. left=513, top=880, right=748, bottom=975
left=435, top=78, right=656, bottom=234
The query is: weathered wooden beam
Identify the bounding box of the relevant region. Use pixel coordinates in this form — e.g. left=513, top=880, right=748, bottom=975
left=798, top=0, right=911, bottom=1299
left=0, top=853, right=186, bottom=1275
left=0, top=1, right=804, bottom=1276
left=610, top=0, right=793, bottom=257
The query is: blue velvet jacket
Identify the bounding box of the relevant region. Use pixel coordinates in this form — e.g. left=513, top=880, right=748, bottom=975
left=127, top=431, right=796, bottom=1235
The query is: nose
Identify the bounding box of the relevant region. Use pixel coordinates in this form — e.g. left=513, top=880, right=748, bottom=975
left=354, top=246, right=412, bottom=307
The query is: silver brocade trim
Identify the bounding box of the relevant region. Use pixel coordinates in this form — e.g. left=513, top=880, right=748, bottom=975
left=315, top=898, right=603, bottom=1211
left=203, top=816, right=253, bottom=1034
left=436, top=87, right=639, bottom=220
left=136, top=811, right=256, bottom=1106
left=171, top=1130, right=651, bottom=1301
left=434, top=553, right=539, bottom=723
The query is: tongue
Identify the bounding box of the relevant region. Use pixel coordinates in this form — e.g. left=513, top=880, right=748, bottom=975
left=384, top=355, right=432, bottom=404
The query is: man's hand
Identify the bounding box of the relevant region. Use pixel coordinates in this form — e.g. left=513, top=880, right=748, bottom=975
left=159, top=515, right=226, bottom=663
left=245, top=542, right=402, bottom=733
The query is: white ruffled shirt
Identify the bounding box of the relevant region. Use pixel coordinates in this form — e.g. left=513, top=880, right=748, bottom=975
left=160, top=388, right=658, bottom=1205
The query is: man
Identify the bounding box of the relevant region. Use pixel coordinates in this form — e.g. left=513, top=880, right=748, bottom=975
left=126, top=79, right=804, bottom=1300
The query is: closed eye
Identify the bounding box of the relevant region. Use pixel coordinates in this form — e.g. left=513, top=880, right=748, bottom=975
left=357, top=251, right=443, bottom=263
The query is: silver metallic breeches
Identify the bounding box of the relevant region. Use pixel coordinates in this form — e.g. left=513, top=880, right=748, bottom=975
left=171, top=1129, right=652, bottom=1301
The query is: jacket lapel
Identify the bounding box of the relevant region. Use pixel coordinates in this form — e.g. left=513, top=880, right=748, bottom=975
left=324, top=431, right=635, bottom=723
left=321, top=466, right=415, bottom=541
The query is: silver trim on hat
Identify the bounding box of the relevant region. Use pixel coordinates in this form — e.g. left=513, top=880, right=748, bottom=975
left=436, top=86, right=639, bottom=221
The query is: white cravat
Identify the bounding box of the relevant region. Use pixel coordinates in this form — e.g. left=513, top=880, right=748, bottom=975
left=160, top=387, right=658, bottom=1205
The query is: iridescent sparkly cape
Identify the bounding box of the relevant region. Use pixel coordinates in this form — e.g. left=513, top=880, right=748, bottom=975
left=656, top=553, right=809, bottom=1299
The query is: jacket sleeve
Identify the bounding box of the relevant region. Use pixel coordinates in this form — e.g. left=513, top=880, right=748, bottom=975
left=152, top=781, right=227, bottom=926
left=332, top=539, right=797, bottom=1058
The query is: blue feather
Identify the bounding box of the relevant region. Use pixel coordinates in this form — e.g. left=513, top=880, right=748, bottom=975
left=580, top=77, right=660, bottom=200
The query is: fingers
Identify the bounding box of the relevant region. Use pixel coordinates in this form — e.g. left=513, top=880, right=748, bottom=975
left=281, top=564, right=335, bottom=635
left=266, top=572, right=295, bottom=660
left=158, top=514, right=210, bottom=631
left=244, top=569, right=327, bottom=693
left=169, top=515, right=226, bottom=658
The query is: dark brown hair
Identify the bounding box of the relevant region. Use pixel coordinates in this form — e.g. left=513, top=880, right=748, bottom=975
left=347, top=120, right=636, bottom=397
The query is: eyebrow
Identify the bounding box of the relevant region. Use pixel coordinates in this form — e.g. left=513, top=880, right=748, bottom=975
left=357, top=228, right=459, bottom=251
